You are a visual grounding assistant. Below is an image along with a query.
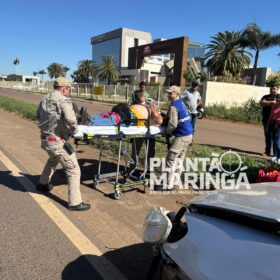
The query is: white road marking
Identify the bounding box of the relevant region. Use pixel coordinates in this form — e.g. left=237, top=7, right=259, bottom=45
left=0, top=150, right=127, bottom=280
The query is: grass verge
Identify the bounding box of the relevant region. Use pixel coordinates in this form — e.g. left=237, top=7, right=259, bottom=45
left=0, top=95, right=37, bottom=121
left=92, top=139, right=266, bottom=183
left=0, top=95, right=267, bottom=183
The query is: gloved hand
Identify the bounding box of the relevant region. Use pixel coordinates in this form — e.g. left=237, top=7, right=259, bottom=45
left=73, top=131, right=83, bottom=138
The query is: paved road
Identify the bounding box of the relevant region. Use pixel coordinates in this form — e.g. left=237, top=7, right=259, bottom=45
left=0, top=88, right=265, bottom=156
left=1, top=107, right=190, bottom=279
left=0, top=87, right=267, bottom=279
left=0, top=160, right=103, bottom=280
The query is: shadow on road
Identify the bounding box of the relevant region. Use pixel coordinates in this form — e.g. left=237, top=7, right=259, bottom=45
left=0, top=157, right=146, bottom=207
left=62, top=243, right=155, bottom=280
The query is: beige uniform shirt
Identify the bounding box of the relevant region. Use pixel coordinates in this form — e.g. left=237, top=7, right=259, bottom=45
left=37, top=90, right=77, bottom=140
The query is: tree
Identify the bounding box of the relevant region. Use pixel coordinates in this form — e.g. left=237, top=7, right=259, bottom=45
left=47, top=63, right=68, bottom=79
left=98, top=55, right=119, bottom=84
left=77, top=59, right=97, bottom=80
left=13, top=57, right=20, bottom=75
left=33, top=71, right=38, bottom=76
left=266, top=74, right=280, bottom=87
left=241, top=23, right=280, bottom=85
left=205, top=31, right=252, bottom=77
left=71, top=70, right=90, bottom=83
left=63, top=66, right=70, bottom=77
left=183, top=67, right=195, bottom=85
left=38, top=69, right=46, bottom=82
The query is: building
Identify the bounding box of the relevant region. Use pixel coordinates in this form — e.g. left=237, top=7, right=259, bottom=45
left=6, top=74, right=40, bottom=84
left=91, top=27, right=152, bottom=69
left=91, top=27, right=206, bottom=85
left=242, top=67, right=272, bottom=86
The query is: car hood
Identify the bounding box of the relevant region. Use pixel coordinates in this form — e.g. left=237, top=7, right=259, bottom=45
left=189, top=183, right=280, bottom=223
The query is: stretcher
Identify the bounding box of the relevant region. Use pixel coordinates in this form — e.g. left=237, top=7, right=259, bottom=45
left=74, top=124, right=167, bottom=199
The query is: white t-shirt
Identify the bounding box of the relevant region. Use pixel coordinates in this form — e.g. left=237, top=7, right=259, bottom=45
left=181, top=89, right=202, bottom=114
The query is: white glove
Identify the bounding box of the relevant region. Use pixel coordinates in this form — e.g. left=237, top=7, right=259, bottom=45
left=73, top=131, right=83, bottom=138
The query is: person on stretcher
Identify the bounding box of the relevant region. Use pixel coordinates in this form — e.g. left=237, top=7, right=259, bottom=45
left=79, top=91, right=163, bottom=127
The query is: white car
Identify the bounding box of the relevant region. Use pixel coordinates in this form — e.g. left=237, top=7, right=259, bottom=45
left=143, top=183, right=280, bottom=280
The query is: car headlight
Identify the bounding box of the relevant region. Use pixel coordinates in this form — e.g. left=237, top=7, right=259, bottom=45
left=143, top=207, right=172, bottom=243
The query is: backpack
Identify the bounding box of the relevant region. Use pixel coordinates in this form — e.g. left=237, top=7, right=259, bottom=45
left=111, top=103, right=132, bottom=124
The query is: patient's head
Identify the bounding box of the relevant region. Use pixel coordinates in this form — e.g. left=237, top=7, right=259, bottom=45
left=134, top=90, right=145, bottom=104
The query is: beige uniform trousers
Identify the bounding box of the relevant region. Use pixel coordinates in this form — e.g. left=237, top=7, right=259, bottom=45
left=166, top=134, right=193, bottom=189
left=39, top=139, right=82, bottom=206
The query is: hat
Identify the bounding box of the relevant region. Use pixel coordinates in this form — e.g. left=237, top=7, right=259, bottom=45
left=165, top=85, right=181, bottom=94
left=192, top=80, right=201, bottom=87
left=54, top=77, right=71, bottom=87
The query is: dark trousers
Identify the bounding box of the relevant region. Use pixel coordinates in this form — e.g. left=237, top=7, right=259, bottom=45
left=131, top=138, right=156, bottom=171
left=263, top=121, right=276, bottom=155
left=275, top=127, right=280, bottom=158
left=190, top=114, right=197, bottom=132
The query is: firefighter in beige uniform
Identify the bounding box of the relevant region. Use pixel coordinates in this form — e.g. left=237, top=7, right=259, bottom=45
left=37, top=77, right=90, bottom=211
left=165, top=86, right=193, bottom=189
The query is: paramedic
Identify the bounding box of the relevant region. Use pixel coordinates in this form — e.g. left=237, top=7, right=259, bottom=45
left=260, top=85, right=279, bottom=157
left=165, top=86, right=193, bottom=189
left=37, top=77, right=90, bottom=211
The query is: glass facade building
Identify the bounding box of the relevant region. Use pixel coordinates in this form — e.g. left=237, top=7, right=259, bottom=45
left=92, top=37, right=121, bottom=67
left=188, top=43, right=205, bottom=58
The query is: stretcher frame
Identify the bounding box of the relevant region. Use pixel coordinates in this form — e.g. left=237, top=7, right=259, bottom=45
left=75, top=119, right=166, bottom=200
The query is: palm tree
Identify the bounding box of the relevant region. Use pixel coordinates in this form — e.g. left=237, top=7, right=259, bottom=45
left=98, top=55, right=119, bottom=84
left=13, top=57, right=20, bottom=75
left=47, top=63, right=65, bottom=79
left=77, top=59, right=97, bottom=80
left=63, top=66, right=70, bottom=77
left=38, top=69, right=46, bottom=82
left=205, top=31, right=252, bottom=77
left=241, top=23, right=280, bottom=85
left=33, top=71, right=38, bottom=76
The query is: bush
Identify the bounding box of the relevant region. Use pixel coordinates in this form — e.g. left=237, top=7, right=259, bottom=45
left=209, top=75, right=246, bottom=84
left=266, top=74, right=280, bottom=87
left=205, top=99, right=262, bottom=124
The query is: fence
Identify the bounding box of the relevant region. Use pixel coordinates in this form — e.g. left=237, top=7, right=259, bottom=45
left=0, top=80, right=270, bottom=108
left=0, top=81, right=170, bottom=107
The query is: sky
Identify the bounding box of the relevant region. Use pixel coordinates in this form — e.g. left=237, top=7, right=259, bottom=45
left=0, top=0, right=279, bottom=79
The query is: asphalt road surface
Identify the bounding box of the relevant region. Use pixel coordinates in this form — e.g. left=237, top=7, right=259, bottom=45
left=0, top=87, right=266, bottom=279
left=0, top=107, right=191, bottom=280
left=0, top=88, right=265, bottom=156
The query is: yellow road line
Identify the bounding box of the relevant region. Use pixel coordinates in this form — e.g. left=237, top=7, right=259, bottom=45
left=0, top=150, right=127, bottom=280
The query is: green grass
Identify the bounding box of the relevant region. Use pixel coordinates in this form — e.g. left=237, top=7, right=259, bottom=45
left=205, top=99, right=262, bottom=124
left=91, top=138, right=266, bottom=183
left=0, top=95, right=267, bottom=183
left=0, top=96, right=37, bottom=120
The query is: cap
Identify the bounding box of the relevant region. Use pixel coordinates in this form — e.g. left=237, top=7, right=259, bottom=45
left=192, top=80, right=201, bottom=87
left=54, top=77, right=71, bottom=87
left=165, top=85, right=181, bottom=94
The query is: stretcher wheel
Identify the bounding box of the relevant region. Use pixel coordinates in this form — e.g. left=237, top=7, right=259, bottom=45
left=114, top=183, right=122, bottom=200
left=144, top=181, right=149, bottom=193
left=114, top=190, right=122, bottom=200
left=92, top=180, right=98, bottom=189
